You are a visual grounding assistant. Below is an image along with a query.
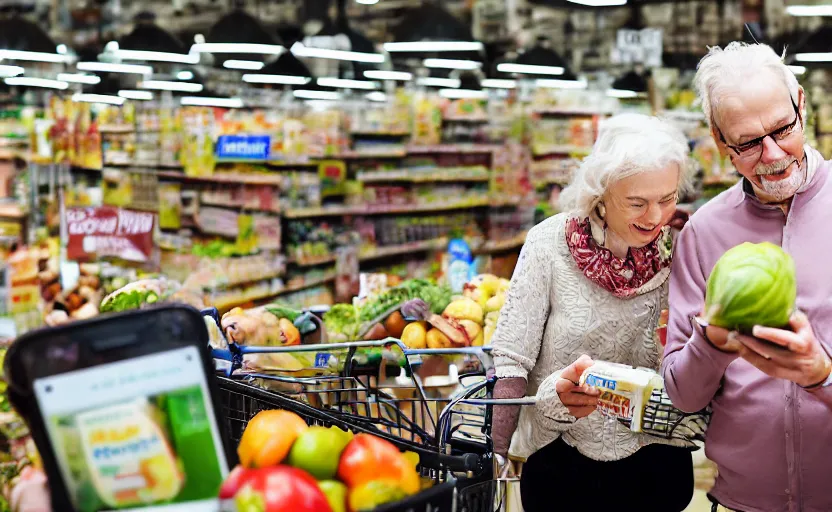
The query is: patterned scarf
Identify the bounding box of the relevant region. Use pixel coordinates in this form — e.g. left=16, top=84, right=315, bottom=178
left=565, top=217, right=672, bottom=298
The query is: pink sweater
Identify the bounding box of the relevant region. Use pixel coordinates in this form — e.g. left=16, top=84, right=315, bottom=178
left=662, top=151, right=832, bottom=512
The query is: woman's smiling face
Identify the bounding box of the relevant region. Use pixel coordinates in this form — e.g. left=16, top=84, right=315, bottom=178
left=602, top=162, right=681, bottom=253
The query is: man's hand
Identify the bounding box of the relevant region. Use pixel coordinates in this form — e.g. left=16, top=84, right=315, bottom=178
left=699, top=321, right=744, bottom=353
left=734, top=312, right=832, bottom=389
left=556, top=355, right=600, bottom=419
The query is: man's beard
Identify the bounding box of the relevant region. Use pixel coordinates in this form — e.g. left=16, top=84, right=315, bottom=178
left=753, top=157, right=806, bottom=202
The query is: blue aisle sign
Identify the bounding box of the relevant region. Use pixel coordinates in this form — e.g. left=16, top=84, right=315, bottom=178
left=216, top=135, right=271, bottom=160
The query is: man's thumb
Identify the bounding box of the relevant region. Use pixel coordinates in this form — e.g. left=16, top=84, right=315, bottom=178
left=563, top=354, right=594, bottom=383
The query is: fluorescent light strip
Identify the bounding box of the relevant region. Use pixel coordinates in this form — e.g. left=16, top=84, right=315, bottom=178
left=291, top=43, right=385, bottom=63
left=77, top=62, right=153, bottom=75
left=607, top=89, right=640, bottom=99
left=439, top=88, right=487, bottom=99
left=72, top=93, right=125, bottom=106
left=294, top=90, right=341, bottom=100
left=180, top=96, right=244, bottom=108
left=795, top=53, right=832, bottom=62
left=224, top=60, right=265, bottom=70
left=786, top=5, right=832, bottom=16
left=497, top=63, right=564, bottom=76
left=118, top=90, right=154, bottom=101
left=0, top=65, right=24, bottom=78
left=112, top=49, right=199, bottom=64
left=141, top=80, right=203, bottom=92
left=242, top=74, right=310, bottom=85
left=5, top=77, right=69, bottom=89
left=317, top=77, right=379, bottom=90
left=177, top=70, right=194, bottom=81
left=567, top=0, right=626, bottom=5
left=481, top=79, right=516, bottom=89
left=423, top=58, right=482, bottom=70
left=364, top=70, right=413, bottom=81
left=366, top=92, right=387, bottom=102
left=357, top=0, right=379, bottom=4
left=536, top=78, right=588, bottom=89
left=384, top=41, right=484, bottom=52
left=57, top=73, right=101, bottom=85
left=0, top=50, right=70, bottom=63
left=190, top=43, right=284, bottom=55
left=417, top=77, right=461, bottom=88
left=788, top=65, right=807, bottom=75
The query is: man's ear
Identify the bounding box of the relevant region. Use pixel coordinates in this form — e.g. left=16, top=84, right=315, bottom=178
left=797, top=87, right=806, bottom=122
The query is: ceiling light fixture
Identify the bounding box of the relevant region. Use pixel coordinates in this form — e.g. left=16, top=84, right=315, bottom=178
left=788, top=65, right=807, bottom=75
left=383, top=41, right=484, bottom=53
left=0, top=49, right=71, bottom=63
left=356, top=0, right=380, bottom=4
left=57, top=73, right=101, bottom=85
left=497, top=63, right=564, bottom=75
left=0, top=65, right=24, bottom=78
left=5, top=77, right=69, bottom=89
left=317, top=77, right=379, bottom=90
left=536, top=78, right=588, bottom=89
left=118, top=90, right=154, bottom=100
left=77, top=62, right=153, bottom=75
left=290, top=42, right=385, bottom=63
left=177, top=70, right=194, bottom=80
left=607, top=89, right=640, bottom=99
left=366, top=92, right=387, bottom=102
left=180, top=96, right=244, bottom=108
left=438, top=88, right=487, bottom=99
left=72, top=93, right=125, bottom=106
left=140, top=80, right=203, bottom=92
left=481, top=79, right=516, bottom=89
left=794, top=52, right=832, bottom=62
left=417, top=77, right=461, bottom=88
left=363, top=70, right=412, bottom=81
left=294, top=90, right=341, bottom=100
left=423, top=58, right=482, bottom=70
left=786, top=5, right=832, bottom=16
left=242, top=74, right=310, bottom=85
left=112, top=49, right=199, bottom=64
left=567, top=0, right=627, bottom=6
left=191, top=43, right=284, bottom=55
left=223, top=60, right=265, bottom=70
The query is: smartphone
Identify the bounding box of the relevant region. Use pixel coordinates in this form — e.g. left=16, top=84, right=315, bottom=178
left=5, top=305, right=233, bottom=512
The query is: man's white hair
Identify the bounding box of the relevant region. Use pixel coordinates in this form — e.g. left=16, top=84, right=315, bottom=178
left=560, top=113, right=692, bottom=219
left=695, top=42, right=801, bottom=128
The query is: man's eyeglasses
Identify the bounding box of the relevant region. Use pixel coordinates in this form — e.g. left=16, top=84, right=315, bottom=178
left=715, top=99, right=802, bottom=160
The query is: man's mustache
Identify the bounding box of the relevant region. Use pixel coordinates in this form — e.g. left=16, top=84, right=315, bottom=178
left=755, top=158, right=796, bottom=176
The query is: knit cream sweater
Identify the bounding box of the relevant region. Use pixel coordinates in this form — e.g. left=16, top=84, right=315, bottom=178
left=491, top=213, right=684, bottom=462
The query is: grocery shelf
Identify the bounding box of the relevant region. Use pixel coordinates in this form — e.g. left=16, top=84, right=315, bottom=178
left=290, top=237, right=449, bottom=267
left=197, top=200, right=281, bottom=213
left=278, top=273, right=337, bottom=295
left=283, top=198, right=492, bottom=219
left=530, top=107, right=615, bottom=116
left=350, top=131, right=411, bottom=137
left=356, top=172, right=489, bottom=184
left=474, top=231, right=528, bottom=254
left=406, top=143, right=502, bottom=154
left=0, top=203, right=25, bottom=219
left=532, top=144, right=592, bottom=156
left=212, top=273, right=335, bottom=311
left=157, top=171, right=284, bottom=186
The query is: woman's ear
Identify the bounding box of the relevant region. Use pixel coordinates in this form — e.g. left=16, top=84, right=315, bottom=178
left=597, top=202, right=606, bottom=219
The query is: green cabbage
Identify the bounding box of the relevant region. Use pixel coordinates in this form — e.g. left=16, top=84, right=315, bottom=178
left=705, top=242, right=796, bottom=332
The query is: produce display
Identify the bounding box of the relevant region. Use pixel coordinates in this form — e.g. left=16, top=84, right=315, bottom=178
left=704, top=242, right=796, bottom=332
left=221, top=409, right=423, bottom=512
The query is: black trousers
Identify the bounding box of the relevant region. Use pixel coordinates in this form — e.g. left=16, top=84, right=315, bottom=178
left=520, top=438, right=694, bottom=512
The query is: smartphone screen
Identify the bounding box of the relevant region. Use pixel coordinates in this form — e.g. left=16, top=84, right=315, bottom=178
left=33, top=345, right=228, bottom=512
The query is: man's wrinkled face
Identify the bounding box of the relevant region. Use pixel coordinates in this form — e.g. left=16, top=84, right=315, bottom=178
left=711, top=74, right=807, bottom=202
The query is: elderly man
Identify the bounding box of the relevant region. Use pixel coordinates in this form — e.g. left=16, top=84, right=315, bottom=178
left=662, top=42, right=832, bottom=512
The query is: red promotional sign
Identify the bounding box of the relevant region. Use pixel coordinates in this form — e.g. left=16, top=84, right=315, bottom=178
left=66, top=207, right=155, bottom=262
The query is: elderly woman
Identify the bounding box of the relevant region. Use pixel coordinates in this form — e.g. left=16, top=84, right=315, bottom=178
left=491, top=113, right=694, bottom=511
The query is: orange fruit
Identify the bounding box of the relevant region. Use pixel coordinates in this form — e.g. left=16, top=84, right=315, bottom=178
left=238, top=410, right=308, bottom=468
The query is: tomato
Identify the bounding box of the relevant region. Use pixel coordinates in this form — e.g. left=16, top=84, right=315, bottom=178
left=219, top=465, right=252, bottom=499
left=234, top=465, right=332, bottom=512
left=336, top=434, right=420, bottom=495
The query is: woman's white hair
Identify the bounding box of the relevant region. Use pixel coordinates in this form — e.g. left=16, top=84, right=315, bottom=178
left=694, top=42, right=801, bottom=128
left=560, top=113, right=691, bottom=219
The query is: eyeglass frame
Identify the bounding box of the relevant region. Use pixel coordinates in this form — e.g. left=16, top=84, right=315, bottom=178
left=713, top=98, right=802, bottom=159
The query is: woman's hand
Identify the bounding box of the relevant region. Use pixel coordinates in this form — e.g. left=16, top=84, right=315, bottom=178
left=555, top=355, right=600, bottom=419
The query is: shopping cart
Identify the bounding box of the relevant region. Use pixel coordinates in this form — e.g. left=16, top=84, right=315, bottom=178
left=212, top=338, right=498, bottom=512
